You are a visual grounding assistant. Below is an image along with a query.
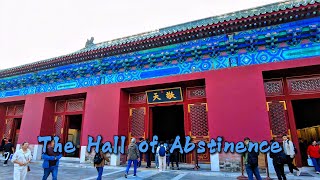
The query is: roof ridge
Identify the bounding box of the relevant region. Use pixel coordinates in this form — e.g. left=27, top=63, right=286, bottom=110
left=0, top=0, right=317, bottom=74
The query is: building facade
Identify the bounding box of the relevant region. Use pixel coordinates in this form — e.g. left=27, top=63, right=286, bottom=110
left=0, top=0, right=319, bottom=171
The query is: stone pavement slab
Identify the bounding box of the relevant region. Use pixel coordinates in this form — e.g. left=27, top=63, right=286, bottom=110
left=1, top=161, right=320, bottom=179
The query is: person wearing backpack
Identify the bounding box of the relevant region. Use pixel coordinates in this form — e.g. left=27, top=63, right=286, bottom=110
left=282, top=134, right=301, bottom=176
left=94, top=144, right=109, bottom=180
left=307, top=140, right=320, bottom=174
left=270, top=140, right=287, bottom=180
left=156, top=141, right=167, bottom=172
left=243, top=137, right=262, bottom=180
left=125, top=138, right=140, bottom=178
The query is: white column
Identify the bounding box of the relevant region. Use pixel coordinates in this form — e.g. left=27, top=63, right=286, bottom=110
left=32, top=144, right=43, bottom=161
left=80, top=146, right=87, bottom=163
left=210, top=153, right=220, bottom=171
left=110, top=146, right=121, bottom=166
left=267, top=153, right=275, bottom=173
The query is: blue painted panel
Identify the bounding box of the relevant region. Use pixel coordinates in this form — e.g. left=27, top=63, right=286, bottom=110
left=140, top=67, right=180, bottom=79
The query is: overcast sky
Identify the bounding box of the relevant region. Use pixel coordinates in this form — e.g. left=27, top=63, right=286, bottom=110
left=0, top=0, right=283, bottom=70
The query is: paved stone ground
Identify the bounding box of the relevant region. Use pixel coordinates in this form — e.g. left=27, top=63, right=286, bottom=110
left=1, top=161, right=319, bottom=179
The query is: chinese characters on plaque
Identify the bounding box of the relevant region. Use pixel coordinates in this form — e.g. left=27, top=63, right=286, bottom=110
left=146, top=87, right=183, bottom=104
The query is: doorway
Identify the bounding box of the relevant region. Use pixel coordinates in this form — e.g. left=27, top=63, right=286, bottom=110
left=292, top=98, right=320, bottom=166
left=151, top=105, right=186, bottom=162
left=12, top=118, right=22, bottom=146
left=64, top=114, right=82, bottom=157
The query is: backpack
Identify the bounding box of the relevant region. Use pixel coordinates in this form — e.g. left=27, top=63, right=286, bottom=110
left=287, top=141, right=298, bottom=154
left=159, top=146, right=166, bottom=157
left=276, top=151, right=287, bottom=165
left=247, top=151, right=259, bottom=167
left=93, top=152, right=103, bottom=165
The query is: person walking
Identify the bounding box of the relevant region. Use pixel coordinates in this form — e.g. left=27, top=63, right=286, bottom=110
left=169, top=139, right=179, bottom=170
left=11, top=142, right=32, bottom=180
left=282, top=134, right=301, bottom=176
left=166, top=140, right=172, bottom=168
left=154, top=143, right=159, bottom=169
left=125, top=138, right=140, bottom=178
left=0, top=137, right=7, bottom=156
left=270, top=140, right=287, bottom=180
left=145, top=138, right=151, bottom=168
left=243, top=137, right=262, bottom=180
left=3, top=139, right=14, bottom=166
left=157, top=141, right=167, bottom=172
left=42, top=140, right=62, bottom=180
left=94, top=144, right=110, bottom=180
left=307, top=140, right=320, bottom=174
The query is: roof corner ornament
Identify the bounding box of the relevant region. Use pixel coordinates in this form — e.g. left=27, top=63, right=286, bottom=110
left=85, top=37, right=95, bottom=48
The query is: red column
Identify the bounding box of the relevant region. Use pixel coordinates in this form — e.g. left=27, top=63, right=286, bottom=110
left=18, top=95, right=46, bottom=144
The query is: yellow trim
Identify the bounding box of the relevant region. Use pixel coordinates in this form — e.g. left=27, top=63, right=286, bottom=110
left=188, top=104, right=194, bottom=113
left=279, top=101, right=287, bottom=110
left=61, top=129, right=63, bottom=135
left=266, top=102, right=271, bottom=111
left=129, top=108, right=133, bottom=116
left=201, top=103, right=208, bottom=112
left=146, top=87, right=183, bottom=104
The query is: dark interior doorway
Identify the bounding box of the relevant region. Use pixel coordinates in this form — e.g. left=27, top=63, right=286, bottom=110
left=152, top=105, right=186, bottom=163
left=12, top=118, right=22, bottom=146
left=152, top=105, right=185, bottom=143
left=292, top=98, right=320, bottom=166
left=65, top=114, right=82, bottom=157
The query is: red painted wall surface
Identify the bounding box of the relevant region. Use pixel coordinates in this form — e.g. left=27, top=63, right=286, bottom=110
left=39, top=98, right=55, bottom=136
left=18, top=96, right=46, bottom=144
left=0, top=57, right=319, bottom=146
left=0, top=104, right=6, bottom=139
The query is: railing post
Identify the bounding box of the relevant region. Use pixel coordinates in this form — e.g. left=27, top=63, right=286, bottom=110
left=264, top=153, right=272, bottom=180
left=237, top=156, right=248, bottom=180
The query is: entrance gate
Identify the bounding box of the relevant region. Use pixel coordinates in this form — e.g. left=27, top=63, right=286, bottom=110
left=128, top=86, right=210, bottom=164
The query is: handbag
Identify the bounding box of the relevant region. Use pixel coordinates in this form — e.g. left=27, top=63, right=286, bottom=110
left=27, top=166, right=31, bottom=172
left=307, top=158, right=314, bottom=166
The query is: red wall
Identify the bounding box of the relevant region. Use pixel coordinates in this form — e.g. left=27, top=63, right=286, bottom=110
left=18, top=96, right=46, bottom=144
left=0, top=57, right=319, bottom=146
left=205, top=67, right=270, bottom=142
left=0, top=104, right=6, bottom=139
left=40, top=98, right=55, bottom=136
left=81, top=85, right=122, bottom=145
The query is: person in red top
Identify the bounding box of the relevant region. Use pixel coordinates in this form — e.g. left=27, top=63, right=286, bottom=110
left=307, top=140, right=320, bottom=174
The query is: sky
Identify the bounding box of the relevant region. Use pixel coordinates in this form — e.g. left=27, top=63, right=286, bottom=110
left=0, top=0, right=283, bottom=70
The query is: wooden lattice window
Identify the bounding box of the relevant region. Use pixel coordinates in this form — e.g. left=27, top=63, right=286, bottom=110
left=6, top=105, right=24, bottom=116
left=264, top=79, right=284, bottom=96
left=54, top=99, right=85, bottom=113
left=67, top=100, right=84, bottom=112
left=15, top=105, right=24, bottom=115
left=287, top=75, right=320, bottom=94
left=54, top=115, right=64, bottom=138
left=4, top=118, right=14, bottom=138
left=55, top=101, right=65, bottom=113
left=188, top=103, right=209, bottom=137
left=130, top=108, right=145, bottom=138
left=129, top=93, right=146, bottom=104
left=6, top=106, right=15, bottom=116
left=187, top=87, right=206, bottom=99
left=267, top=101, right=289, bottom=141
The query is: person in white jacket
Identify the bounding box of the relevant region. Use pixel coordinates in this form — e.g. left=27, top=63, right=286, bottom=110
left=282, top=135, right=301, bottom=176
left=11, top=142, right=32, bottom=180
